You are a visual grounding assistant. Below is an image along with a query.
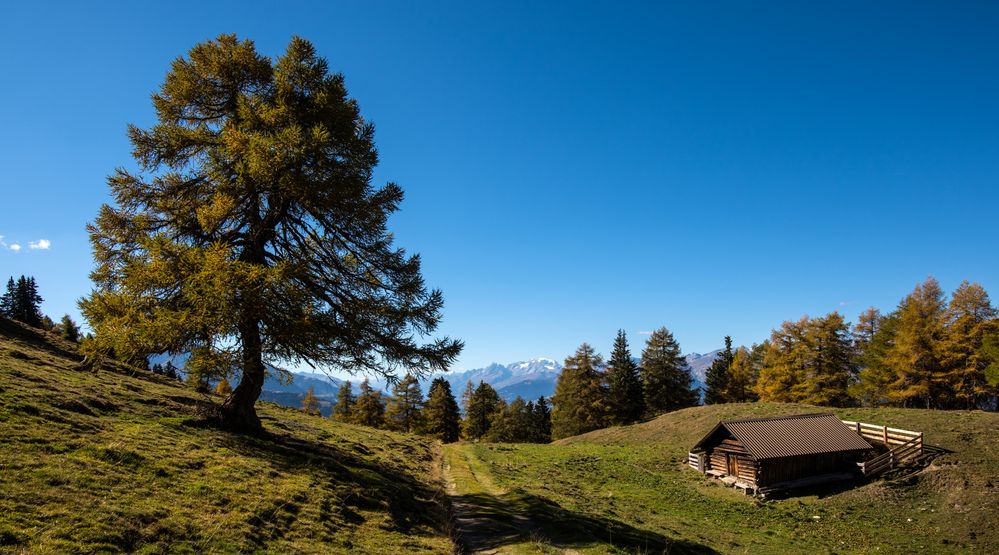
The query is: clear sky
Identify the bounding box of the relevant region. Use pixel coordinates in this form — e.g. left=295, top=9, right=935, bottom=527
left=1, top=1, right=997, bottom=373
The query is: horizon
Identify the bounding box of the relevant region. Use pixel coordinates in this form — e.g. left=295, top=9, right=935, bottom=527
left=2, top=1, right=997, bottom=374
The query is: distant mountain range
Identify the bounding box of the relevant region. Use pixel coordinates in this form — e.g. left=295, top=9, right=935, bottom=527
left=150, top=349, right=723, bottom=415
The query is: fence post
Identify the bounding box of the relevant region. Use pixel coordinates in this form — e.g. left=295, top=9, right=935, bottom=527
left=856, top=422, right=861, bottom=435
left=882, top=425, right=889, bottom=446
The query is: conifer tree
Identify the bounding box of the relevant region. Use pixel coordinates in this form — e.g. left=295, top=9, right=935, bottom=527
left=552, top=343, right=610, bottom=439
left=531, top=396, right=552, bottom=443
left=884, top=277, right=948, bottom=408
left=756, top=318, right=809, bottom=403
left=462, top=381, right=501, bottom=440
left=59, top=314, right=80, bottom=342
left=487, top=396, right=534, bottom=442
left=605, top=330, right=644, bottom=424
left=163, top=360, right=180, bottom=381
left=302, top=385, right=321, bottom=416
left=640, top=328, right=697, bottom=416
left=726, top=345, right=759, bottom=402
left=352, top=379, right=386, bottom=427
left=40, top=315, right=55, bottom=331
left=78, top=35, right=461, bottom=433
left=331, top=381, right=356, bottom=422
left=423, top=377, right=461, bottom=442
left=704, top=336, right=734, bottom=405
left=850, top=312, right=899, bottom=406
left=804, top=312, right=854, bottom=406
left=385, top=374, right=425, bottom=433
left=460, top=380, right=475, bottom=415
left=941, top=281, right=997, bottom=408
left=0, top=277, right=15, bottom=317
left=215, top=378, right=233, bottom=397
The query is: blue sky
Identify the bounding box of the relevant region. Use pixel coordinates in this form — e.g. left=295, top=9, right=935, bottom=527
left=1, top=1, right=997, bottom=373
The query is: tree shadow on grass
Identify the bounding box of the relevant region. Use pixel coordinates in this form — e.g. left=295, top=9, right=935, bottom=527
left=210, top=422, right=451, bottom=548
left=451, top=488, right=717, bottom=554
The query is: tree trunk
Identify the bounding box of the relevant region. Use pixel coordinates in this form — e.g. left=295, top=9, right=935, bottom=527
left=221, top=318, right=265, bottom=433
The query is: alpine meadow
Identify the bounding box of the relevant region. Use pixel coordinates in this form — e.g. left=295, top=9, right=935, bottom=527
left=2, top=3, right=999, bottom=554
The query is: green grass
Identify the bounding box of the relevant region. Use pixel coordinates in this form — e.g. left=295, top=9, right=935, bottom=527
left=0, top=319, right=455, bottom=554
left=447, top=403, right=998, bottom=554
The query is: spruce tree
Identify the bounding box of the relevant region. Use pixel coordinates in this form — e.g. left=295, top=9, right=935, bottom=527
left=6, top=276, right=44, bottom=327
left=352, top=379, right=385, bottom=428
left=804, top=312, right=854, bottom=406
left=850, top=313, right=899, bottom=407
left=302, top=385, right=321, bottom=416
left=704, top=336, right=734, bottom=405
left=385, top=374, right=425, bottom=433
left=551, top=343, right=609, bottom=439
left=78, top=35, right=461, bottom=433
left=423, top=377, right=461, bottom=442
left=640, top=328, right=697, bottom=416
left=532, top=396, right=552, bottom=443
left=462, top=381, right=501, bottom=440
left=0, top=277, right=15, bottom=317
left=605, top=330, right=644, bottom=424
left=331, top=381, right=356, bottom=422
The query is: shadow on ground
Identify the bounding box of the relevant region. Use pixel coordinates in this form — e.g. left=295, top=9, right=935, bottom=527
left=450, top=489, right=717, bottom=554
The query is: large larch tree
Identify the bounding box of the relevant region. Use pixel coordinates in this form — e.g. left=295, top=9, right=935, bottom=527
left=79, top=35, right=461, bottom=432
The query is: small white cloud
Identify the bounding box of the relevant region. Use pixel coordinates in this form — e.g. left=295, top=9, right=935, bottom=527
left=29, top=239, right=51, bottom=250
left=8, top=243, right=21, bottom=252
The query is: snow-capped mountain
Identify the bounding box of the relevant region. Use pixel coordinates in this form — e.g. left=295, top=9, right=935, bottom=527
left=435, top=357, right=563, bottom=402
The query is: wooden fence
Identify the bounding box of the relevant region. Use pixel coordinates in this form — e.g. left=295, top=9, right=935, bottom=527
left=842, top=420, right=924, bottom=477
left=688, top=451, right=705, bottom=473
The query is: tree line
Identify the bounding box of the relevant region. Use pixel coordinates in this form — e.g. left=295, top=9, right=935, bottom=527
left=703, top=277, right=999, bottom=410
left=2, top=275, right=81, bottom=343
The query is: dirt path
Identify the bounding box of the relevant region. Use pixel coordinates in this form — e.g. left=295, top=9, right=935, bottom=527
left=441, top=444, right=545, bottom=554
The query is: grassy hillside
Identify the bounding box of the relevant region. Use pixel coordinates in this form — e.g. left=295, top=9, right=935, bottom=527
left=0, top=319, right=454, bottom=554
left=446, top=403, right=997, bottom=554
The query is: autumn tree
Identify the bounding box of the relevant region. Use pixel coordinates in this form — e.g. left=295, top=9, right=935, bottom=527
left=215, top=378, right=233, bottom=397
left=884, top=277, right=948, bottom=408
left=704, top=336, right=734, bottom=404
left=78, top=35, right=461, bottom=433
left=59, top=314, right=81, bottom=342
left=940, top=281, right=997, bottom=408
left=551, top=343, right=609, bottom=439
left=605, top=330, right=643, bottom=424
left=302, top=385, right=321, bottom=416
left=423, top=377, right=461, bottom=442
left=726, top=345, right=759, bottom=402
left=640, top=328, right=697, bottom=415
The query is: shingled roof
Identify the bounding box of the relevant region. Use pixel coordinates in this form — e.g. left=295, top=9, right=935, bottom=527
left=692, top=413, right=873, bottom=460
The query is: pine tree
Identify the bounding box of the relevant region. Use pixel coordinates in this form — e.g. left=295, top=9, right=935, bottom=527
left=423, top=377, right=461, bottom=442
left=551, top=343, right=610, bottom=439
left=605, top=330, right=644, bottom=424
left=353, top=379, right=386, bottom=428
left=704, top=336, right=734, bottom=405
left=215, top=378, right=233, bottom=397
left=487, top=396, right=534, bottom=442
left=385, top=374, right=425, bottom=433
left=462, top=381, right=501, bottom=440
left=885, top=277, right=948, bottom=408
left=940, top=281, right=997, bottom=408
left=59, top=314, right=80, bottom=342
left=640, top=328, right=697, bottom=416
left=756, top=318, right=809, bottom=403
left=163, top=361, right=180, bottom=381
left=5, top=276, right=44, bottom=327
left=851, top=313, right=899, bottom=407
left=302, top=385, right=321, bottom=416
left=331, top=381, right=356, bottom=422
left=78, top=35, right=462, bottom=433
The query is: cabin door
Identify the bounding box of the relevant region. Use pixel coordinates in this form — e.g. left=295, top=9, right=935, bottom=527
left=726, top=453, right=738, bottom=476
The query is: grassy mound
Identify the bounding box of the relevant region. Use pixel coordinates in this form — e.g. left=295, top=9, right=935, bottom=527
left=0, top=319, right=454, bottom=554
left=449, top=403, right=997, bottom=553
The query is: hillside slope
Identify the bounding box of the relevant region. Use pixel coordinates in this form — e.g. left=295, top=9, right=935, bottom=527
left=447, top=403, right=997, bottom=553
left=0, top=319, right=454, bottom=554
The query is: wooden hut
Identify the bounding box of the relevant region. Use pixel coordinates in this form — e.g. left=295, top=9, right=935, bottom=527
left=688, top=413, right=874, bottom=493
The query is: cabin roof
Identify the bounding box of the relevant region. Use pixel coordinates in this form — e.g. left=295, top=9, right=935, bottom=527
left=692, top=412, right=873, bottom=460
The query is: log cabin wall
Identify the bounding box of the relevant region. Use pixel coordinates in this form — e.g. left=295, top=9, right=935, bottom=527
left=756, top=451, right=865, bottom=486
left=705, top=432, right=758, bottom=484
